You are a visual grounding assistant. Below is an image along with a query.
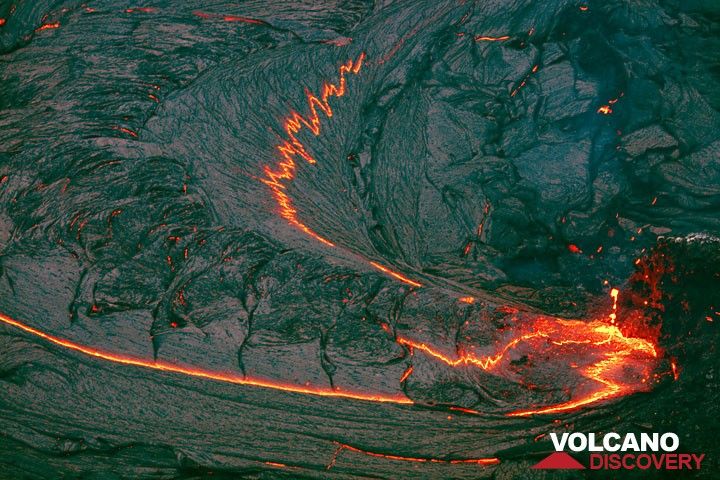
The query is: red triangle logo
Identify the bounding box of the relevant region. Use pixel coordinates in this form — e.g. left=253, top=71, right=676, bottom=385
left=532, top=451, right=586, bottom=469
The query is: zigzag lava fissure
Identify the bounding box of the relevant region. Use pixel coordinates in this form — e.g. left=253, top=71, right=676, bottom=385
left=261, top=53, right=364, bottom=248
left=260, top=53, right=423, bottom=287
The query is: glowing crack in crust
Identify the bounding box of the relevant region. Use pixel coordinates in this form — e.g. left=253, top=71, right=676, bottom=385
left=0, top=312, right=411, bottom=405
left=261, top=53, right=423, bottom=288
left=261, top=53, right=365, bottom=248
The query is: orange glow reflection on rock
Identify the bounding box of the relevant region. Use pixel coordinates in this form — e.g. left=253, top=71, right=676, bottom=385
left=0, top=312, right=412, bottom=405
left=262, top=53, right=365, bottom=247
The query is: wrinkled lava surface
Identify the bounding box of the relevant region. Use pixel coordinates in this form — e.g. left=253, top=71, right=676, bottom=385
left=0, top=0, right=719, bottom=478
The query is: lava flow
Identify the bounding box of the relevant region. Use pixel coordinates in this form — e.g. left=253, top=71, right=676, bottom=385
left=396, top=293, right=659, bottom=416
left=0, top=311, right=411, bottom=405
left=0, top=58, right=663, bottom=420
left=0, top=285, right=660, bottom=416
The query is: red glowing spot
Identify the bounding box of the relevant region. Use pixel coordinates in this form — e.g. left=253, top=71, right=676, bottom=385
left=84, top=7, right=95, bottom=13
left=579, top=5, right=589, bottom=11
left=262, top=53, right=365, bottom=247
left=474, top=35, right=510, bottom=42
left=322, top=37, right=353, bottom=47
left=223, top=15, right=264, bottom=24
left=170, top=321, right=178, bottom=328
left=596, top=245, right=603, bottom=253
left=449, top=406, right=479, bottom=415
left=0, top=312, right=413, bottom=405
left=597, top=105, right=613, bottom=115
left=651, top=196, right=658, bottom=205
left=459, top=296, right=475, bottom=304
left=532, top=64, right=539, bottom=73
left=264, top=462, right=286, bottom=468
left=176, top=290, right=186, bottom=306
left=463, top=241, right=473, bottom=256
left=114, top=126, right=138, bottom=138
left=125, top=7, right=156, bottom=13
left=36, top=22, right=60, bottom=32
left=0, top=18, right=6, bottom=26
left=148, top=94, right=159, bottom=102
left=369, top=261, right=422, bottom=288
left=399, top=366, right=414, bottom=383
left=90, top=304, right=100, bottom=313
left=192, top=11, right=212, bottom=19
left=567, top=244, right=582, bottom=254
left=670, top=359, right=680, bottom=380
left=534, top=433, right=546, bottom=442
left=332, top=442, right=499, bottom=466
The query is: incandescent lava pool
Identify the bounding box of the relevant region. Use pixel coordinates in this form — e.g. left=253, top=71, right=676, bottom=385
left=0, top=0, right=719, bottom=478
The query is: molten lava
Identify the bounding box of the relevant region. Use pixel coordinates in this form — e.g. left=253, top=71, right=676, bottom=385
left=0, top=286, right=660, bottom=417
left=261, top=53, right=365, bottom=247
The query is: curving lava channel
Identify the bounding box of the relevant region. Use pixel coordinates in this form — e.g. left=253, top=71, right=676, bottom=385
left=0, top=285, right=660, bottom=417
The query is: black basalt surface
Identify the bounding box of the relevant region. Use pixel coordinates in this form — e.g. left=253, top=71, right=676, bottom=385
left=0, top=0, right=719, bottom=478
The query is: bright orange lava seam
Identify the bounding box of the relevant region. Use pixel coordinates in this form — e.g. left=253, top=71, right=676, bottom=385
left=261, top=54, right=423, bottom=288
left=261, top=53, right=365, bottom=247
left=369, top=261, right=422, bottom=288
left=0, top=312, right=412, bottom=405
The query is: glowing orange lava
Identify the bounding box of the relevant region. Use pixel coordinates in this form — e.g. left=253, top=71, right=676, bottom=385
left=36, top=22, right=60, bottom=32
left=261, top=53, right=365, bottom=247
left=395, top=290, right=658, bottom=417
left=0, top=56, right=664, bottom=427
left=507, top=318, right=658, bottom=416
left=609, top=287, right=619, bottom=324
left=260, top=55, right=425, bottom=288
left=369, top=261, right=422, bottom=288
left=223, top=15, right=264, bottom=24
left=474, top=35, right=510, bottom=42
left=0, top=312, right=411, bottom=405
left=0, top=286, right=659, bottom=417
